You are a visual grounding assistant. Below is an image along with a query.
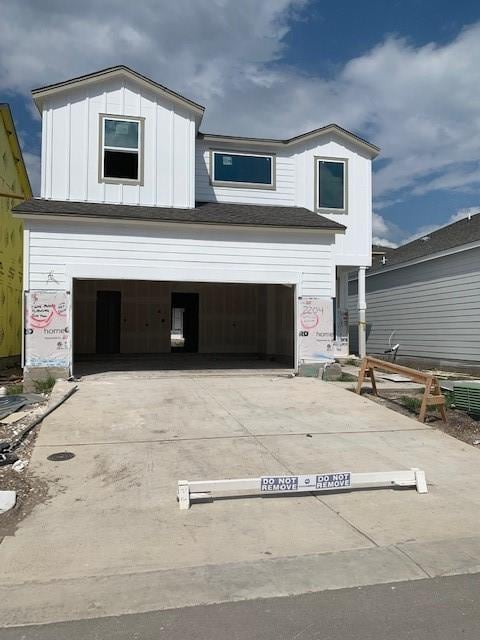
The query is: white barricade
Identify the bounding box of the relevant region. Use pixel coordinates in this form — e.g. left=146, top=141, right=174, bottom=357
left=177, top=468, right=428, bottom=509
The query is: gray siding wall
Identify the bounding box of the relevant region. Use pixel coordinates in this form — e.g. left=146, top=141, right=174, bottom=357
left=348, top=246, right=480, bottom=362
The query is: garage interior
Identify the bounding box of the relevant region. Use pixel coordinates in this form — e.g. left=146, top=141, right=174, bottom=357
left=73, top=279, right=294, bottom=375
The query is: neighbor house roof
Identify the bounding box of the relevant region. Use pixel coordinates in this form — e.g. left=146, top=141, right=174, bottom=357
left=31, top=65, right=205, bottom=115
left=372, top=244, right=390, bottom=254
left=369, top=212, right=480, bottom=274
left=198, top=124, right=380, bottom=158
left=0, top=104, right=32, bottom=199
left=13, top=199, right=346, bottom=231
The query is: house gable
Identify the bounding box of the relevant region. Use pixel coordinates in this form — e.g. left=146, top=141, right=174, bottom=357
left=38, top=68, right=199, bottom=208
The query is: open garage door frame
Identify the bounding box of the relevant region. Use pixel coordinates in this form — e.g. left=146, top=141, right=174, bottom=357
left=71, top=277, right=298, bottom=376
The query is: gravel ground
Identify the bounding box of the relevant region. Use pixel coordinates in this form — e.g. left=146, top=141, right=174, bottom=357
left=0, top=382, right=50, bottom=535
left=364, top=389, right=480, bottom=447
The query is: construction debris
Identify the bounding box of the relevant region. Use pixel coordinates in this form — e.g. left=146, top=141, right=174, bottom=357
left=1, top=383, right=77, bottom=457
left=0, top=396, right=27, bottom=421
left=12, top=459, right=27, bottom=473
left=0, top=490, right=16, bottom=514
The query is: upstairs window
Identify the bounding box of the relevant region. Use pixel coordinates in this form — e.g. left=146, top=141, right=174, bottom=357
left=99, top=115, right=144, bottom=184
left=211, top=151, right=275, bottom=189
left=316, top=158, right=347, bottom=212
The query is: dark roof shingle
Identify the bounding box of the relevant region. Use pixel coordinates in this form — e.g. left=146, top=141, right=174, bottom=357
left=370, top=212, right=480, bottom=273
left=13, top=199, right=346, bottom=231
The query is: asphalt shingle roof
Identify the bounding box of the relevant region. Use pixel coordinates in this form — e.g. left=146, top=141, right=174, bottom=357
left=370, top=212, right=480, bottom=273
left=13, top=199, right=346, bottom=231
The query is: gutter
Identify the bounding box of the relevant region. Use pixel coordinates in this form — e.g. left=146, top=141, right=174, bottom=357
left=13, top=210, right=345, bottom=233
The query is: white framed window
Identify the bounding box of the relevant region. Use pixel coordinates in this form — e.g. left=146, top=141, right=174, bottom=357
left=315, top=157, right=348, bottom=213
left=99, top=114, right=144, bottom=185
left=210, top=150, right=275, bottom=189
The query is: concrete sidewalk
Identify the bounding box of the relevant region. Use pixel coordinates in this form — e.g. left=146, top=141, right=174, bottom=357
left=1, top=374, right=480, bottom=626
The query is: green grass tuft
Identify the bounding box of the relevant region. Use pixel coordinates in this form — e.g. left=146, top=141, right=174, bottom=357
left=33, top=376, right=56, bottom=394
left=6, top=383, right=23, bottom=395
left=400, top=395, right=422, bottom=413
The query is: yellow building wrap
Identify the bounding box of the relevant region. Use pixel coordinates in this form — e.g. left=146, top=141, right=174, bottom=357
left=0, top=104, right=32, bottom=360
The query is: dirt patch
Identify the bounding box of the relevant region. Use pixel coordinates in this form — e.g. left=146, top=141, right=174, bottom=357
left=0, top=364, right=23, bottom=391
left=362, top=389, right=480, bottom=447
left=0, top=402, right=51, bottom=536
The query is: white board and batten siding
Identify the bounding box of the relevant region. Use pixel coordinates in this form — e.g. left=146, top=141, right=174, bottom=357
left=25, top=219, right=336, bottom=298
left=41, top=76, right=196, bottom=208
left=348, top=247, right=480, bottom=362
left=195, top=134, right=373, bottom=268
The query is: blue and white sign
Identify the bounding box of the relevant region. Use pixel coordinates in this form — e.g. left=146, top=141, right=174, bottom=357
left=261, top=476, right=299, bottom=492
left=260, top=473, right=351, bottom=493
left=315, top=473, right=351, bottom=489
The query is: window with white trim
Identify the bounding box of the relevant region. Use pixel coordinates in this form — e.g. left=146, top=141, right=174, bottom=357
left=316, top=158, right=347, bottom=212
left=211, top=151, right=274, bottom=188
left=100, top=115, right=143, bottom=183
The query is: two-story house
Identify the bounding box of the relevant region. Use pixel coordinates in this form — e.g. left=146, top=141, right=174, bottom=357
left=13, top=66, right=379, bottom=384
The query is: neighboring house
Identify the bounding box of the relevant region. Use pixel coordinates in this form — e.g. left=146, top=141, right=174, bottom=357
left=13, top=66, right=378, bottom=382
left=348, top=213, right=480, bottom=369
left=0, top=104, right=32, bottom=365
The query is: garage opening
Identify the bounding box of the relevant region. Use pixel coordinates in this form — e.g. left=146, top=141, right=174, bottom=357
left=72, top=279, right=295, bottom=375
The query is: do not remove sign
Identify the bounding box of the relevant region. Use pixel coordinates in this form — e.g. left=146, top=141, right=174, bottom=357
left=260, top=472, right=351, bottom=493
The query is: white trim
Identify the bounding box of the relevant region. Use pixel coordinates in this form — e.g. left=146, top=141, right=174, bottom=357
left=69, top=277, right=74, bottom=378
left=211, top=150, right=275, bottom=189
left=32, top=67, right=205, bottom=117
left=293, top=283, right=299, bottom=371
left=14, top=213, right=341, bottom=235
left=365, top=239, right=480, bottom=277
left=67, top=264, right=302, bottom=286
left=199, top=125, right=379, bottom=158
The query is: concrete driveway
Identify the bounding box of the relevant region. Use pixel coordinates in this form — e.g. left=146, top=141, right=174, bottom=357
left=1, top=373, right=480, bottom=626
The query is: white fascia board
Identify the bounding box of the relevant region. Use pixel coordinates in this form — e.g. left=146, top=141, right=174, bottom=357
left=32, top=68, right=205, bottom=118
left=348, top=239, right=480, bottom=281
left=14, top=212, right=342, bottom=236
left=199, top=126, right=379, bottom=158
left=65, top=263, right=302, bottom=286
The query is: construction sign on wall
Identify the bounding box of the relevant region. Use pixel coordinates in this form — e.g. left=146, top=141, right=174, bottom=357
left=298, top=296, right=334, bottom=362
left=25, top=291, right=71, bottom=368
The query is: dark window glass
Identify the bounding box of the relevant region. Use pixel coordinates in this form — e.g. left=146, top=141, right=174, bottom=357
left=214, top=153, right=272, bottom=185
left=104, top=150, right=138, bottom=180
left=318, top=160, right=345, bottom=209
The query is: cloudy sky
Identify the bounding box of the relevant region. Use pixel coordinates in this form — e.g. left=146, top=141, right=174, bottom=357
left=1, top=0, right=479, bottom=246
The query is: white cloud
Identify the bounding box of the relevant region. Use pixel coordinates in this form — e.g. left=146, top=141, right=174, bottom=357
left=2, top=1, right=480, bottom=210
left=372, top=212, right=402, bottom=246
left=372, top=237, right=398, bottom=249
left=372, top=212, right=389, bottom=237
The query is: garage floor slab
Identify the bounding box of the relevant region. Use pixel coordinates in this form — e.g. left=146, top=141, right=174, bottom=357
left=1, top=374, right=480, bottom=626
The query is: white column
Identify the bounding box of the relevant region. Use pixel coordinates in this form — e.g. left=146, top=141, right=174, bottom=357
left=358, top=266, right=367, bottom=358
